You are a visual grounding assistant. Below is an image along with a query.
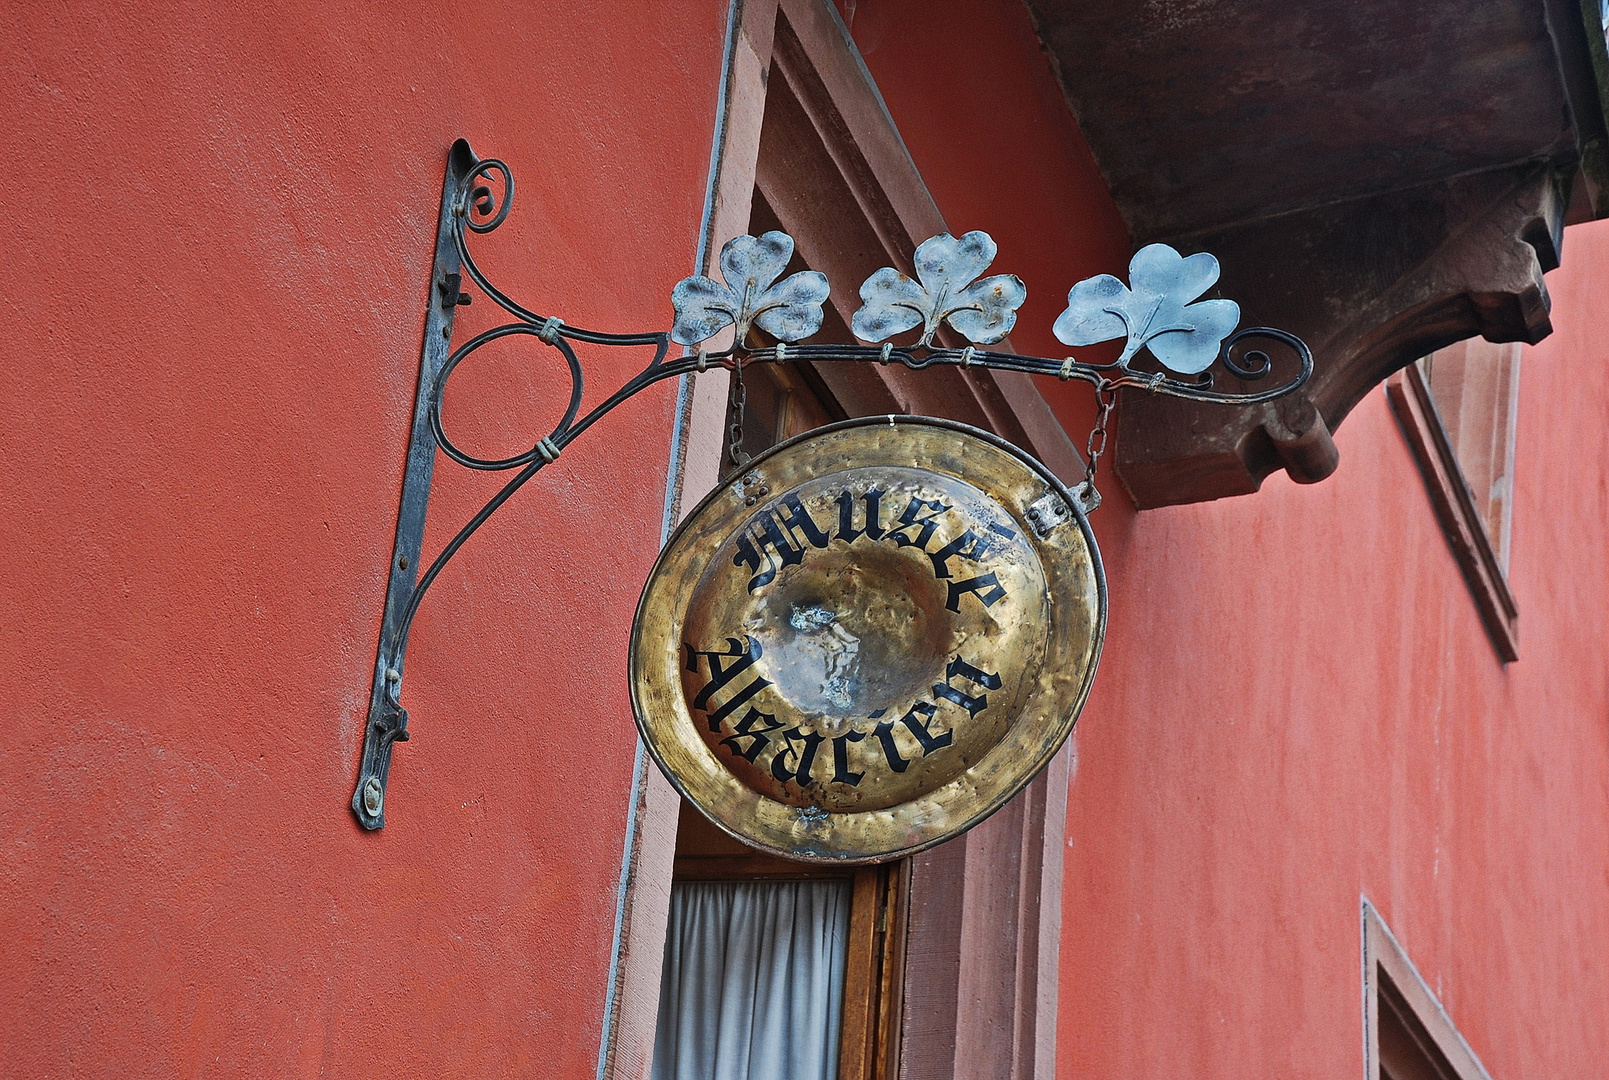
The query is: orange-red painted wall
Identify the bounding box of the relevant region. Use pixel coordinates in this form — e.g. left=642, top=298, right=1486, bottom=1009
left=852, top=2, right=1609, bottom=1077
left=1052, top=239, right=1609, bottom=1078
left=6, top=0, right=1609, bottom=1077
left=0, top=3, right=724, bottom=1076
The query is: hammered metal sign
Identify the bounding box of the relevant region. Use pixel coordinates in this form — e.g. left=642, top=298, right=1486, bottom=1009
left=631, top=416, right=1105, bottom=863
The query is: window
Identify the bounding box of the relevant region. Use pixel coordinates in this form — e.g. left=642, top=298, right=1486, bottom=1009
left=1363, top=901, right=1497, bottom=1080
left=655, top=237, right=900, bottom=1080
left=653, top=805, right=906, bottom=1080
left=1386, top=340, right=1522, bottom=660
left=648, top=25, right=907, bottom=1075
left=604, top=3, right=1072, bottom=1077
left=653, top=878, right=853, bottom=1080
left=1417, top=342, right=1522, bottom=568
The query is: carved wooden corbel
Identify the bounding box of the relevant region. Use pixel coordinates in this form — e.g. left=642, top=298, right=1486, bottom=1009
left=1114, top=165, right=1567, bottom=508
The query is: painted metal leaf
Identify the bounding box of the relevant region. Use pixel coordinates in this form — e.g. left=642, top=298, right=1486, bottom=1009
left=720, top=231, right=793, bottom=296
left=1053, top=243, right=1241, bottom=375
left=947, top=274, right=1028, bottom=345
left=752, top=262, right=830, bottom=343
left=671, top=231, right=829, bottom=346
left=670, top=274, right=739, bottom=346
left=851, top=268, right=927, bottom=342
left=852, top=231, right=1025, bottom=346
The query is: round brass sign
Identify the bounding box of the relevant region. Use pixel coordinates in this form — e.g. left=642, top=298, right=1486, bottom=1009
left=631, top=416, right=1105, bottom=863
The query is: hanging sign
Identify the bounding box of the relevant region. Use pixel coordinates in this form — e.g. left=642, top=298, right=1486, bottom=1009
left=630, top=415, right=1105, bottom=863
left=348, top=142, right=1310, bottom=832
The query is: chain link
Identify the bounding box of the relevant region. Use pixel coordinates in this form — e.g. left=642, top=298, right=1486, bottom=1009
left=727, top=358, right=751, bottom=469
left=1079, top=383, right=1118, bottom=504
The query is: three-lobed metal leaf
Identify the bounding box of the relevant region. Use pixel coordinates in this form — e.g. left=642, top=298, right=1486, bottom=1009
left=671, top=232, right=1241, bottom=376
left=851, top=231, right=1026, bottom=346
left=1053, top=243, right=1240, bottom=375
left=671, top=232, right=830, bottom=346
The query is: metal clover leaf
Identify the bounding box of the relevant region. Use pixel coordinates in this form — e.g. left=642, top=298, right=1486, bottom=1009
left=1053, top=243, right=1241, bottom=375
left=670, top=231, right=830, bottom=346
left=852, top=231, right=1026, bottom=346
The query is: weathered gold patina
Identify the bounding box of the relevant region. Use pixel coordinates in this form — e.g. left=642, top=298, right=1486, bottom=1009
left=631, top=416, right=1105, bottom=863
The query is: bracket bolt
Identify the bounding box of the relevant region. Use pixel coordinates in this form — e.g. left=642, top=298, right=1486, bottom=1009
left=386, top=668, right=400, bottom=683
left=362, top=777, right=384, bottom=817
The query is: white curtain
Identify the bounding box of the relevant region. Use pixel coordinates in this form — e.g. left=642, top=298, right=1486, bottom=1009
left=651, top=879, right=852, bottom=1080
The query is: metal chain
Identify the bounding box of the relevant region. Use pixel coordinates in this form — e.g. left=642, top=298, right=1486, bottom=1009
left=1077, top=383, right=1118, bottom=507
left=727, top=358, right=751, bottom=469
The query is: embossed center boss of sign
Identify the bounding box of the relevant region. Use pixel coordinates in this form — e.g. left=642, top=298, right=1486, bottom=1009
left=631, top=417, right=1106, bottom=863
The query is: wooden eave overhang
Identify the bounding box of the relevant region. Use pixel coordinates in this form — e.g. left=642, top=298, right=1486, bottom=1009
left=1024, top=0, right=1609, bottom=506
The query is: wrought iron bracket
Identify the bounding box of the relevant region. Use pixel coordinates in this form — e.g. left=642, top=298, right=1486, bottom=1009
left=351, top=142, right=470, bottom=828
left=350, top=138, right=1313, bottom=829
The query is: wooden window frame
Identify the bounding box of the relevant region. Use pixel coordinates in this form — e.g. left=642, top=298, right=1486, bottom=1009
left=669, top=804, right=909, bottom=1080
left=600, top=5, right=1074, bottom=1079
left=739, top=9, right=1076, bottom=1078
left=1363, top=900, right=1496, bottom=1080
left=1386, top=362, right=1519, bottom=661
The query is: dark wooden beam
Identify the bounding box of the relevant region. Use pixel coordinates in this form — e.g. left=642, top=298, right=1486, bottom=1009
left=1020, top=0, right=1603, bottom=506
left=1113, top=165, right=1564, bottom=507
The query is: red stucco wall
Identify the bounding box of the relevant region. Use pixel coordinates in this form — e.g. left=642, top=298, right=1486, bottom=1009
left=7, top=0, right=1608, bottom=1077
left=1055, top=244, right=1609, bottom=1077
left=0, top=3, right=724, bottom=1075
left=853, top=2, right=1609, bottom=1077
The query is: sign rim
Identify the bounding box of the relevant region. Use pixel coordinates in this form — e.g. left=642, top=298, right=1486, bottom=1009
left=630, top=414, right=1107, bottom=864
